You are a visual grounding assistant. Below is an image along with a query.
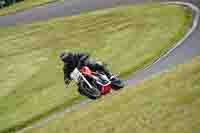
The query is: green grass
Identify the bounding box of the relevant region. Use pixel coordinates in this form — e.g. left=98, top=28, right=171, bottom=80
left=0, top=0, right=58, bottom=16
left=0, top=4, right=191, bottom=133
left=28, top=56, right=200, bottom=133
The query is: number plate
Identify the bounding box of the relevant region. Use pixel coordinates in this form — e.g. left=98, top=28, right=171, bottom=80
left=70, top=68, right=82, bottom=82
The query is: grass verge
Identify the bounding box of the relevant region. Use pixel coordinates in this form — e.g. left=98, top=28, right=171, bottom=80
left=29, top=56, right=200, bottom=133
left=0, top=0, right=58, bottom=16
left=0, top=4, right=191, bottom=133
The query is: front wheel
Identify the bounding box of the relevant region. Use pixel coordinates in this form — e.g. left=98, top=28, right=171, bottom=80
left=78, top=81, right=101, bottom=100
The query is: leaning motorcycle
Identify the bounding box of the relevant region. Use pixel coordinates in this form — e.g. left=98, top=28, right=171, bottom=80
left=70, top=66, right=114, bottom=99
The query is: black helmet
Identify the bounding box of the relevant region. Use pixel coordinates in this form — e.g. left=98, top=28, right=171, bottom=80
left=59, top=51, right=73, bottom=62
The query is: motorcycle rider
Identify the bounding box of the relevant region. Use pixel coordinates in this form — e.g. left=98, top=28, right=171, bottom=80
left=59, top=51, right=124, bottom=92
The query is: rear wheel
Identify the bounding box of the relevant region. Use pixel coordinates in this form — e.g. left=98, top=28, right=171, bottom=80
left=111, top=78, right=125, bottom=90
left=78, top=80, right=101, bottom=100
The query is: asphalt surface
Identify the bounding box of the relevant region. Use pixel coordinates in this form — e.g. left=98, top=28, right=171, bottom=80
left=1, top=0, right=199, bottom=132
left=0, top=0, right=199, bottom=26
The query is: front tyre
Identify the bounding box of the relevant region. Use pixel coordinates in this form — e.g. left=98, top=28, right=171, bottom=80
left=78, top=81, right=101, bottom=100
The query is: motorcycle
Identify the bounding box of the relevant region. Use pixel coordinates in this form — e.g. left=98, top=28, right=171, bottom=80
left=70, top=66, right=113, bottom=99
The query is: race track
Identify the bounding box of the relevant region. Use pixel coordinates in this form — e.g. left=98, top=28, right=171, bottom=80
left=1, top=0, right=199, bottom=132
left=0, top=0, right=199, bottom=26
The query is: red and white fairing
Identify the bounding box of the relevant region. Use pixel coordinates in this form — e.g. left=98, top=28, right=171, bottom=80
left=79, top=66, right=112, bottom=95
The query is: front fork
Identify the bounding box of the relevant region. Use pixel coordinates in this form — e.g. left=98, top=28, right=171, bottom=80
left=70, top=68, right=93, bottom=89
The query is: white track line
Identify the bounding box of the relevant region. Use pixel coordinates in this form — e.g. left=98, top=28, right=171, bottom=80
left=131, top=1, right=200, bottom=75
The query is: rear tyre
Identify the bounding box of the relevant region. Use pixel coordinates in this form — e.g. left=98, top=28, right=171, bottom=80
left=111, top=78, right=125, bottom=90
